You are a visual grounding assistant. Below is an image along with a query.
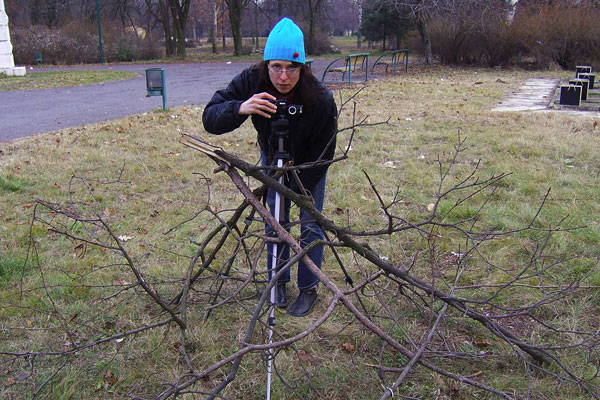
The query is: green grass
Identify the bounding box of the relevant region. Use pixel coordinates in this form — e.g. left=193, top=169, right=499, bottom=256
left=0, top=175, right=29, bottom=192
left=1, top=65, right=599, bottom=399
left=0, top=253, right=27, bottom=282
left=0, top=69, right=139, bottom=91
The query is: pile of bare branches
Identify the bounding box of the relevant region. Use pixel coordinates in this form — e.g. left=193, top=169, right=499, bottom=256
left=2, top=99, right=600, bottom=399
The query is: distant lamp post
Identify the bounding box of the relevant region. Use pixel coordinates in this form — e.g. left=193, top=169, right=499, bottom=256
left=96, top=0, right=104, bottom=64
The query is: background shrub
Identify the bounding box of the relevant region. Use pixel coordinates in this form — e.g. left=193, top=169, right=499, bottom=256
left=429, top=7, right=521, bottom=67
left=512, top=2, right=600, bottom=69
left=428, top=2, right=600, bottom=69
left=12, top=21, right=161, bottom=65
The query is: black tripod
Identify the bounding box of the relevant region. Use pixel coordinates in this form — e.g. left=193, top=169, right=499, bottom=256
left=264, top=100, right=353, bottom=399
left=266, top=100, right=298, bottom=400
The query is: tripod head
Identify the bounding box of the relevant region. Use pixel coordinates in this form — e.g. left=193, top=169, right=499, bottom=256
left=269, top=99, right=303, bottom=159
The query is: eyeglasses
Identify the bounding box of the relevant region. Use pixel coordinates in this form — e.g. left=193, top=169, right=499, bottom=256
left=268, top=64, right=301, bottom=75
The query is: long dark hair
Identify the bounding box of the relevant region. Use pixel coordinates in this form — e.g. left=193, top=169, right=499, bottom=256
left=254, top=60, right=320, bottom=108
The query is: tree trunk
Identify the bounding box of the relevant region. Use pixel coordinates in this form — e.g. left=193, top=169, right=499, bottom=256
left=162, top=7, right=175, bottom=57
left=211, top=2, right=219, bottom=54
left=226, top=0, right=244, bottom=56
left=253, top=0, right=258, bottom=48
left=307, top=0, right=322, bottom=55
left=356, top=0, right=363, bottom=49
left=144, top=0, right=175, bottom=57
left=168, top=0, right=191, bottom=58
left=416, top=9, right=432, bottom=65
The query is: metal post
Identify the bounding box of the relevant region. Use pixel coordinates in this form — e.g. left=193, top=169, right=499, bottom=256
left=266, top=161, right=282, bottom=400
left=161, top=70, right=167, bottom=111
left=96, top=0, right=104, bottom=64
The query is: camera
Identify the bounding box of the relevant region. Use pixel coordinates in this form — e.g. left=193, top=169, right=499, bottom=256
left=269, top=99, right=303, bottom=117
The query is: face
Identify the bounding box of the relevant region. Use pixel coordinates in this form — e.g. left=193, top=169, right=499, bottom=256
left=268, top=60, right=301, bottom=95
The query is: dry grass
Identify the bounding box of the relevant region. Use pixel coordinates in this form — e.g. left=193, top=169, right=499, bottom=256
left=1, top=65, right=599, bottom=399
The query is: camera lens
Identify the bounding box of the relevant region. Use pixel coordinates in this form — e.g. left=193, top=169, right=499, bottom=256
left=287, top=105, right=297, bottom=115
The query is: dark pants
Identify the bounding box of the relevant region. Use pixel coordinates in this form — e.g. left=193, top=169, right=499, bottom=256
left=262, top=153, right=326, bottom=290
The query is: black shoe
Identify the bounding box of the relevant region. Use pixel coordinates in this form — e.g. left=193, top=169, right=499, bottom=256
left=287, top=288, right=318, bottom=317
left=274, top=283, right=288, bottom=309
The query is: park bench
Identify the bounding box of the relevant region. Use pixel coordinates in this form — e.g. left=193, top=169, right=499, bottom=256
left=321, top=53, right=370, bottom=84
left=371, top=49, right=409, bottom=76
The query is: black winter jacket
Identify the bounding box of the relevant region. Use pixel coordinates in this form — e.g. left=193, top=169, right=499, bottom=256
left=202, top=65, right=337, bottom=192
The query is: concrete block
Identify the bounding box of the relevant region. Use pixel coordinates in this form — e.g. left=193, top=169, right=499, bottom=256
left=12, top=66, right=25, bottom=76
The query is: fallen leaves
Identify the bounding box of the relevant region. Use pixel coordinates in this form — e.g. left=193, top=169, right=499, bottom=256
left=297, top=349, right=317, bottom=364
left=341, top=342, right=355, bottom=353
left=95, top=371, right=118, bottom=392
left=474, top=338, right=493, bottom=348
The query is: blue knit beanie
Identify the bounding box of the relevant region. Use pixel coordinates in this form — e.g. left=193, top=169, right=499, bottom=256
left=263, top=18, right=305, bottom=64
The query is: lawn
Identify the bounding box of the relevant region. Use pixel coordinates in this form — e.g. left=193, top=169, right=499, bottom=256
left=1, top=64, right=599, bottom=399
left=0, top=69, right=139, bottom=91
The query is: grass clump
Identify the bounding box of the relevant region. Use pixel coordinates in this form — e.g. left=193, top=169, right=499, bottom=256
left=0, top=253, right=27, bottom=282
left=0, top=175, right=28, bottom=192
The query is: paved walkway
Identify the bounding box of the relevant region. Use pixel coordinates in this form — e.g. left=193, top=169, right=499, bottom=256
left=492, top=77, right=600, bottom=117
left=0, top=62, right=251, bottom=142
left=0, top=59, right=332, bottom=142
left=492, top=78, right=559, bottom=112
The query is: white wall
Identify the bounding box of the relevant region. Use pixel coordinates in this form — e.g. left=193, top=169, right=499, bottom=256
left=0, top=0, right=15, bottom=70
